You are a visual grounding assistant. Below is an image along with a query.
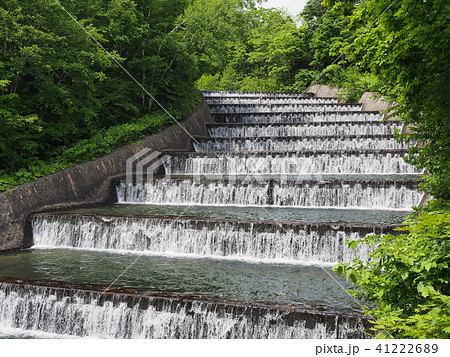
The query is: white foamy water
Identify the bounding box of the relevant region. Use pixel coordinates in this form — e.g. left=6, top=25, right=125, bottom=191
left=208, top=123, right=401, bottom=138
left=210, top=104, right=361, bottom=114
left=194, top=137, right=407, bottom=152
left=0, top=283, right=367, bottom=338
left=213, top=112, right=383, bottom=124
left=164, top=152, right=421, bottom=175
left=116, top=180, right=420, bottom=210
left=32, top=215, right=377, bottom=264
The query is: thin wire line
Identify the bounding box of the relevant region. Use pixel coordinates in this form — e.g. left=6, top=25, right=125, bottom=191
left=259, top=206, right=394, bottom=339
left=242, top=0, right=400, bottom=164
left=53, top=0, right=199, bottom=144
left=60, top=201, right=197, bottom=335
left=304, top=0, right=399, bottom=93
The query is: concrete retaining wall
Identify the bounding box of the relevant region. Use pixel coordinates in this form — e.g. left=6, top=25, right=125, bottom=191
left=0, top=99, right=213, bottom=251
left=308, top=85, right=341, bottom=98
left=309, top=85, right=401, bottom=121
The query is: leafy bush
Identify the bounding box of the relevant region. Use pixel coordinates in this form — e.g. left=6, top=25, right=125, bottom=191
left=0, top=0, right=199, bottom=179
left=334, top=202, right=450, bottom=338
left=196, top=74, right=222, bottom=91
left=336, top=67, right=381, bottom=103
left=290, top=69, right=320, bottom=92
left=0, top=111, right=179, bottom=192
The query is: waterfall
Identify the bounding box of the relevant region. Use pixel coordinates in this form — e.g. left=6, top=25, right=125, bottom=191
left=212, top=112, right=383, bottom=124
left=6, top=90, right=423, bottom=339
left=208, top=122, right=402, bottom=138
left=203, top=90, right=315, bottom=99
left=116, top=179, right=421, bottom=210
left=32, top=214, right=389, bottom=264
left=164, top=151, right=422, bottom=175
left=209, top=103, right=361, bottom=114
left=193, top=136, right=407, bottom=152
left=116, top=179, right=271, bottom=206
left=0, top=282, right=370, bottom=339
left=205, top=98, right=339, bottom=105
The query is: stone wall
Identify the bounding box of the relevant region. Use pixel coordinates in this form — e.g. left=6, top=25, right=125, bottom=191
left=0, top=99, right=213, bottom=251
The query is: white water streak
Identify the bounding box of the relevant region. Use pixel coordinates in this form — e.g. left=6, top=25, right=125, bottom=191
left=208, top=123, right=402, bottom=138
left=165, top=153, right=421, bottom=175
left=0, top=284, right=366, bottom=338
left=194, top=138, right=407, bottom=152
left=32, top=215, right=374, bottom=264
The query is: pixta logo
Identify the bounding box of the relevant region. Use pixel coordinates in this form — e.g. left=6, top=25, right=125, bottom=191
left=126, top=148, right=171, bottom=185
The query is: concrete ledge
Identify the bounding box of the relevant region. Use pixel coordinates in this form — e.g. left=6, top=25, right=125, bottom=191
left=0, top=99, right=213, bottom=251
left=358, top=92, right=390, bottom=112
left=359, top=92, right=402, bottom=122
left=309, top=85, right=402, bottom=121
left=308, top=85, right=341, bottom=98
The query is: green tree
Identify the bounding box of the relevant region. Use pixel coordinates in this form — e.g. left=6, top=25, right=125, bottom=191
left=335, top=204, right=450, bottom=338
left=327, top=0, right=450, bottom=199
left=0, top=0, right=200, bottom=190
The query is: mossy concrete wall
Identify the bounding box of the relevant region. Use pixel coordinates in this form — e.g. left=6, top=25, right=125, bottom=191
left=0, top=100, right=212, bottom=251
left=308, top=85, right=400, bottom=119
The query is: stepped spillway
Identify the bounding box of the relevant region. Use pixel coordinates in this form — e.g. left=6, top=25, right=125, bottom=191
left=1, top=89, right=423, bottom=339
left=0, top=279, right=370, bottom=339
left=212, top=111, right=382, bottom=124
left=202, top=90, right=315, bottom=99
left=164, top=151, right=420, bottom=175
left=0, top=250, right=362, bottom=310
left=193, top=135, right=407, bottom=151
left=59, top=204, right=412, bottom=226
left=116, top=178, right=421, bottom=210
left=207, top=122, right=402, bottom=137
left=208, top=103, right=362, bottom=114
left=32, top=213, right=396, bottom=264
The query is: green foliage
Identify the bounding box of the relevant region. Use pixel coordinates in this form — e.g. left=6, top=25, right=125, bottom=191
left=318, top=65, right=381, bottom=103
left=337, top=67, right=380, bottom=103
left=0, top=0, right=200, bottom=190
left=290, top=69, right=320, bottom=92
left=182, top=1, right=317, bottom=93
left=182, top=0, right=361, bottom=94
left=334, top=203, right=450, bottom=338
left=195, top=74, right=221, bottom=91
left=307, top=5, right=351, bottom=70
left=327, top=0, right=450, bottom=199
left=0, top=111, right=178, bottom=192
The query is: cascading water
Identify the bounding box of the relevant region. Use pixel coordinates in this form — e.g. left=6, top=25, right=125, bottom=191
left=193, top=136, right=407, bottom=152
left=164, top=151, right=421, bottom=175
left=212, top=112, right=382, bottom=124
left=32, top=214, right=388, bottom=264
left=209, top=103, right=361, bottom=114
left=116, top=179, right=421, bottom=210
left=207, top=122, right=402, bottom=138
left=0, top=282, right=370, bottom=339
left=202, top=90, right=315, bottom=98
left=1, top=90, right=423, bottom=339
left=205, top=98, right=339, bottom=105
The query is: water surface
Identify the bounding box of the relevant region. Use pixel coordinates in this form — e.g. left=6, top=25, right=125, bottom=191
left=0, top=249, right=362, bottom=311
left=67, top=204, right=411, bottom=225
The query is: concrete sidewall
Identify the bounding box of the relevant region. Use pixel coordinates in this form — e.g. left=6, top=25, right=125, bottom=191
left=0, top=100, right=213, bottom=251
